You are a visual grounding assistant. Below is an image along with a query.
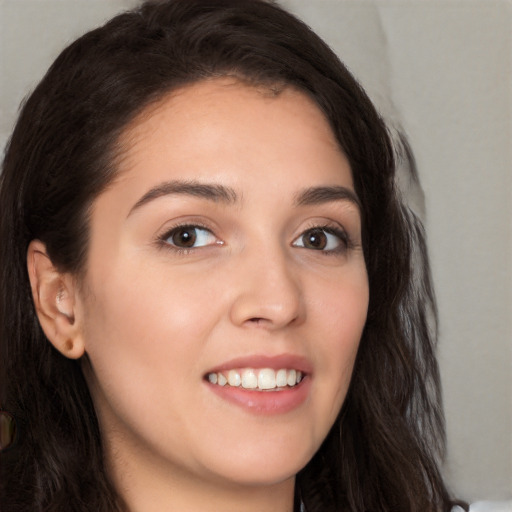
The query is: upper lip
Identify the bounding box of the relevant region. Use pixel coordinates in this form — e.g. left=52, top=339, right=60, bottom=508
left=205, top=354, right=313, bottom=375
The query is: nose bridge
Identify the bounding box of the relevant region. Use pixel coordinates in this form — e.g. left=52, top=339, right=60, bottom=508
left=228, top=240, right=304, bottom=329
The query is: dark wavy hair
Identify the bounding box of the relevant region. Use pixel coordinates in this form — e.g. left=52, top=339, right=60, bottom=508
left=0, top=1, right=465, bottom=511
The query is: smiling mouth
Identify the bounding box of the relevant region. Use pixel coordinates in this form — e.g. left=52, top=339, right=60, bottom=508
left=206, top=368, right=304, bottom=391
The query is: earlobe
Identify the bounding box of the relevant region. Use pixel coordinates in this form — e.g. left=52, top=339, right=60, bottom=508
left=27, top=240, right=85, bottom=359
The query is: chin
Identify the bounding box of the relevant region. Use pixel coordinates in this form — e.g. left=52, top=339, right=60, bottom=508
left=195, top=436, right=317, bottom=488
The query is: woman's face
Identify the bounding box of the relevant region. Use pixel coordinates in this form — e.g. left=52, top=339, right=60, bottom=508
left=77, top=79, right=368, bottom=492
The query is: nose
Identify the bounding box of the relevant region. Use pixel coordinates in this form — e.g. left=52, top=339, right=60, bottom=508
left=228, top=247, right=305, bottom=330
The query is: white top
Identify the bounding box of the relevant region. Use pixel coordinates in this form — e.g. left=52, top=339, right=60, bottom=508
left=470, top=502, right=512, bottom=512
left=299, top=501, right=512, bottom=512
left=453, top=502, right=512, bottom=512
left=300, top=501, right=512, bottom=511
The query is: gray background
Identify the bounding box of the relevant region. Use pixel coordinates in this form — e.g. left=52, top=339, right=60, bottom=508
left=1, top=0, right=511, bottom=504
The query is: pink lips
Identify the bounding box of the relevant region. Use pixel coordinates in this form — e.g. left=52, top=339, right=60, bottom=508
left=204, top=354, right=312, bottom=415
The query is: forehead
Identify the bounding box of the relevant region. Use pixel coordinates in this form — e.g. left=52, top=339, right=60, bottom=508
left=99, top=78, right=354, bottom=220
left=118, top=78, right=344, bottom=173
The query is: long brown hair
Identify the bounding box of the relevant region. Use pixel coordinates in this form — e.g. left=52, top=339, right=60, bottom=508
left=0, top=1, right=464, bottom=510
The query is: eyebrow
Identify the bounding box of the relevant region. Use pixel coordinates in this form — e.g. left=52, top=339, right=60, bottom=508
left=128, top=179, right=239, bottom=216
left=128, top=180, right=360, bottom=217
left=294, top=186, right=361, bottom=210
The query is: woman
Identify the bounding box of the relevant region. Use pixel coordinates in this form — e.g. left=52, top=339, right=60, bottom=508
left=0, top=0, right=465, bottom=510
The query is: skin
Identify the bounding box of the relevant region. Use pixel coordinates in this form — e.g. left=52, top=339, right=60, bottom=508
left=29, top=79, right=369, bottom=512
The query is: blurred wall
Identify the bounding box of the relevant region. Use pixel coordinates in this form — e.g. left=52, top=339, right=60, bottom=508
left=1, top=0, right=510, bottom=503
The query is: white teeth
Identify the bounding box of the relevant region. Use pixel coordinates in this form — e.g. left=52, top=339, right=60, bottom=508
left=258, top=369, right=276, bottom=390
left=207, top=368, right=305, bottom=390
left=228, top=369, right=241, bottom=387
left=241, top=369, right=258, bottom=389
left=276, top=369, right=287, bottom=387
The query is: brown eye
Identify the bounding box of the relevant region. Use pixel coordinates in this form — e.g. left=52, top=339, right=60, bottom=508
left=293, top=227, right=347, bottom=252
left=172, top=227, right=196, bottom=247
left=165, top=226, right=216, bottom=249
left=302, top=229, right=327, bottom=250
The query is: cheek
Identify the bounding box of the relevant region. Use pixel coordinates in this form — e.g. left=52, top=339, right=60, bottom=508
left=308, top=266, right=368, bottom=418
left=80, top=263, right=221, bottom=408
left=79, top=263, right=230, bottom=469
left=311, top=262, right=369, bottom=344
left=326, top=285, right=368, bottom=362
left=85, top=258, right=215, bottom=343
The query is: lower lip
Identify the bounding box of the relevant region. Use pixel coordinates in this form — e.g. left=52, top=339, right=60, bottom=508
left=206, top=377, right=311, bottom=415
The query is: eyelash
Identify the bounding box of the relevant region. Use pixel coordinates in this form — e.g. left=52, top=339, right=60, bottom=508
left=157, top=222, right=353, bottom=255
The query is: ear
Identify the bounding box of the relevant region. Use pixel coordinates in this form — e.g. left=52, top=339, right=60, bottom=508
left=27, top=240, right=85, bottom=359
